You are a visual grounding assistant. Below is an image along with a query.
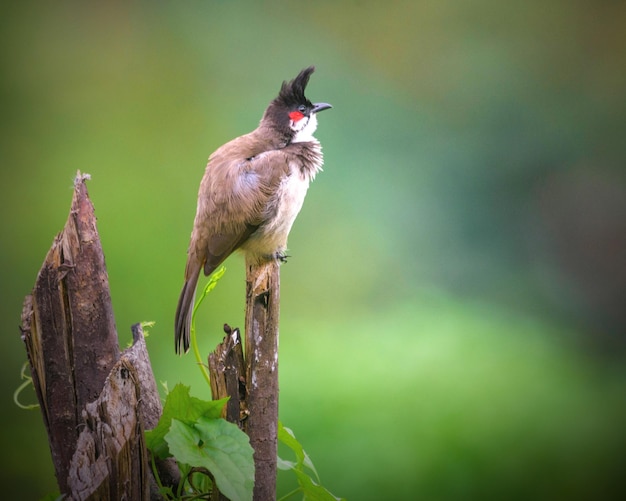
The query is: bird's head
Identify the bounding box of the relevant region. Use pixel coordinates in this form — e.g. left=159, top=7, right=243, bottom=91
left=262, top=66, right=332, bottom=143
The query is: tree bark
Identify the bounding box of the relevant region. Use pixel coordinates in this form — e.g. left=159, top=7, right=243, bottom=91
left=21, top=172, right=119, bottom=494
left=208, top=324, right=247, bottom=428
left=20, top=172, right=177, bottom=500
left=244, top=258, right=280, bottom=501
left=208, top=324, right=248, bottom=501
left=67, top=356, right=149, bottom=501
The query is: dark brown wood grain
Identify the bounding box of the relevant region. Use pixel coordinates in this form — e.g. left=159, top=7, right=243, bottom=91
left=20, top=173, right=175, bottom=500
left=21, top=172, right=120, bottom=494
left=244, top=258, right=280, bottom=501
left=209, top=324, right=248, bottom=428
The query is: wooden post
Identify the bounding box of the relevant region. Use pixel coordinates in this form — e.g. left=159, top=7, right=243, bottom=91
left=244, top=258, right=280, bottom=501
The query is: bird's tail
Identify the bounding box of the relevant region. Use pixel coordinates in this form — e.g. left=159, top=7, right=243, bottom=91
left=174, top=264, right=201, bottom=354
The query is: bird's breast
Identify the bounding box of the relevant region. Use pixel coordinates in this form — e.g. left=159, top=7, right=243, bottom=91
left=240, top=163, right=311, bottom=257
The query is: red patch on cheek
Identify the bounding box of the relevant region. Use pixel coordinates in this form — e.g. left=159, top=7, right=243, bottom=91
left=289, top=111, right=305, bottom=122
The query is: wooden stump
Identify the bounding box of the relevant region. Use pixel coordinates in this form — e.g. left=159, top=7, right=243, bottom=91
left=20, top=172, right=178, bottom=500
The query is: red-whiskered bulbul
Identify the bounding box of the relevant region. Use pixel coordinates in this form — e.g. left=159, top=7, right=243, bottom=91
left=175, top=66, right=332, bottom=353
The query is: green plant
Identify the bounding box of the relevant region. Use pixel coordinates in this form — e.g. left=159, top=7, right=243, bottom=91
left=146, top=268, right=344, bottom=500
left=145, top=383, right=254, bottom=500
left=277, top=423, right=344, bottom=501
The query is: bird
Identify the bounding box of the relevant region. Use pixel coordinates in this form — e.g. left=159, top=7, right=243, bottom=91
left=175, top=66, right=332, bottom=354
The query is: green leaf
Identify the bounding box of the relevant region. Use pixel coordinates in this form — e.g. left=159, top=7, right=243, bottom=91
left=165, top=417, right=254, bottom=501
left=191, top=265, right=227, bottom=388
left=278, top=423, right=319, bottom=477
left=278, top=422, right=345, bottom=501
left=278, top=423, right=306, bottom=466
left=293, top=469, right=343, bottom=501
left=277, top=457, right=297, bottom=471
left=145, top=383, right=227, bottom=459
left=193, top=265, right=226, bottom=317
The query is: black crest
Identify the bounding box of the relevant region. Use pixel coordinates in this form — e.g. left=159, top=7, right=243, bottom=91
left=275, top=66, right=315, bottom=109
left=261, top=66, right=317, bottom=138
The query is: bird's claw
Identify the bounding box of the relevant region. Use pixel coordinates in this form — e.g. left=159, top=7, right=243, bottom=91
left=276, top=252, right=290, bottom=263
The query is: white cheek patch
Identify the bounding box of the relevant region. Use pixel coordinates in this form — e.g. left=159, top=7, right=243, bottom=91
left=291, top=114, right=318, bottom=143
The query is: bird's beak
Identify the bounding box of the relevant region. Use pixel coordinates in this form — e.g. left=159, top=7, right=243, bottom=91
left=311, top=102, right=332, bottom=114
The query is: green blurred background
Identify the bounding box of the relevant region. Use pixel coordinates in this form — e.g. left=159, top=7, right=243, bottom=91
left=2, top=1, right=625, bottom=499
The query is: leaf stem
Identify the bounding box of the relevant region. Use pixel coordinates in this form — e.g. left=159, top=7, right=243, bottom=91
left=277, top=487, right=303, bottom=501
left=13, top=362, right=39, bottom=410
left=190, top=266, right=226, bottom=390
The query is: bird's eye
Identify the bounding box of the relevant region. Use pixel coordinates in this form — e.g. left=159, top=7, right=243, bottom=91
left=298, top=105, right=307, bottom=113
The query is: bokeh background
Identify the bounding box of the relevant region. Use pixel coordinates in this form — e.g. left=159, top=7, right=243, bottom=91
left=2, top=1, right=625, bottom=499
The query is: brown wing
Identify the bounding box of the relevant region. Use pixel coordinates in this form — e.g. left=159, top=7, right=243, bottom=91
left=202, top=223, right=258, bottom=275
left=188, top=136, right=291, bottom=278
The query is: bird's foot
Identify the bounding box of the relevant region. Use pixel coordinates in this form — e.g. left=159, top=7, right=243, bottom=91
left=275, top=251, right=290, bottom=263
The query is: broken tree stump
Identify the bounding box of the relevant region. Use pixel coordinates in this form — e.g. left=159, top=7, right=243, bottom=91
left=208, top=324, right=247, bottom=428
left=21, top=172, right=120, bottom=494
left=208, top=324, right=249, bottom=501
left=20, top=172, right=177, bottom=500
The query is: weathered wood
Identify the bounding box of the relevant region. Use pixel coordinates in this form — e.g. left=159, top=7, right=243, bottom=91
left=20, top=173, right=177, bottom=500
left=208, top=324, right=248, bottom=428
left=21, top=172, right=119, bottom=494
left=127, top=324, right=181, bottom=497
left=68, top=358, right=148, bottom=501
left=126, top=324, right=162, bottom=430
left=208, top=324, right=247, bottom=501
left=244, top=258, right=280, bottom=501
